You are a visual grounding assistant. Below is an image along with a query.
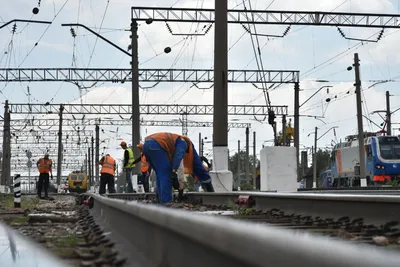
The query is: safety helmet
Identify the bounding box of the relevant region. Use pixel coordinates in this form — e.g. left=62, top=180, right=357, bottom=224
left=120, top=141, right=127, bottom=147
left=44, top=152, right=49, bottom=157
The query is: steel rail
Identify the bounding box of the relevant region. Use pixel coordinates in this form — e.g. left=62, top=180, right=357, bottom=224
left=106, top=191, right=400, bottom=225
left=89, top=193, right=400, bottom=267
left=0, top=222, right=70, bottom=266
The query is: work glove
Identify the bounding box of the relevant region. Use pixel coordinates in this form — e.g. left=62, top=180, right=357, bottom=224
left=171, top=172, right=179, bottom=190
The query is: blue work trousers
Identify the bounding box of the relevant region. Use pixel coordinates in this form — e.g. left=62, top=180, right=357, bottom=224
left=143, top=139, right=173, bottom=203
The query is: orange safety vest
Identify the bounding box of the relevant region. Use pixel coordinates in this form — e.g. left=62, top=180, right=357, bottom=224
left=145, top=132, right=194, bottom=174
left=38, top=158, right=52, bottom=174
left=141, top=154, right=150, bottom=173
left=100, top=155, right=116, bottom=175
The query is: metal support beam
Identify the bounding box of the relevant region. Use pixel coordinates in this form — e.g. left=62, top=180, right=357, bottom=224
left=1, top=101, right=10, bottom=189
left=95, top=124, right=100, bottom=185
left=245, top=127, right=250, bottom=183
left=8, top=103, right=288, bottom=116
left=2, top=130, right=92, bottom=137
left=4, top=119, right=251, bottom=128
left=0, top=68, right=300, bottom=83
left=132, top=7, right=400, bottom=28
left=131, top=19, right=141, bottom=177
left=354, top=53, right=367, bottom=186
left=294, top=82, right=300, bottom=182
left=57, top=105, right=64, bottom=186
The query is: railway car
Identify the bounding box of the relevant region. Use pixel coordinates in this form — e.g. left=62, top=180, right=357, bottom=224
left=330, top=133, right=400, bottom=187
left=67, top=171, right=88, bottom=193
left=320, top=169, right=333, bottom=188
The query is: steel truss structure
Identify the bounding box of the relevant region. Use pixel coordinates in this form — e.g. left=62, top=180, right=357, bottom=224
left=9, top=142, right=91, bottom=149
left=1, top=130, right=92, bottom=137
left=131, top=7, right=400, bottom=28
left=8, top=103, right=288, bottom=116
left=3, top=118, right=251, bottom=129
left=0, top=68, right=299, bottom=83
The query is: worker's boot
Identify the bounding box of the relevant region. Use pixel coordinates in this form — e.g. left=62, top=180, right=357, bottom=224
left=201, top=182, right=215, bottom=192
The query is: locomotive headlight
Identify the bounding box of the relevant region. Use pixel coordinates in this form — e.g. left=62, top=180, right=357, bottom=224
left=375, top=164, right=385, bottom=170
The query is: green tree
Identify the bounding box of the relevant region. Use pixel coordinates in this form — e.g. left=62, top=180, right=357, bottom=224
left=229, top=151, right=259, bottom=177
left=309, top=149, right=331, bottom=176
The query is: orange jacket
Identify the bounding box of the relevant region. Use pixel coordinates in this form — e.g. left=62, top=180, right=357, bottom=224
left=145, top=132, right=194, bottom=174
left=37, top=158, right=52, bottom=174
left=141, top=154, right=150, bottom=173
left=100, top=155, right=116, bottom=175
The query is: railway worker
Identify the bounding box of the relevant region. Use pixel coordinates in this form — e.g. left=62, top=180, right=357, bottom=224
left=120, top=141, right=135, bottom=193
left=36, top=152, right=53, bottom=199
left=133, top=144, right=152, bottom=193
left=98, top=153, right=117, bottom=195
left=142, top=132, right=215, bottom=203
left=193, top=156, right=212, bottom=192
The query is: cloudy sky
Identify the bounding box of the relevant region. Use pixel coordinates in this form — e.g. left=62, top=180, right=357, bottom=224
left=1, top=0, right=400, bottom=176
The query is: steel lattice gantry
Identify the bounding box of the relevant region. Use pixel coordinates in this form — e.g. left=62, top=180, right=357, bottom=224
left=0, top=68, right=299, bottom=83
left=2, top=118, right=251, bottom=129
left=131, top=7, right=400, bottom=28
left=0, top=130, right=92, bottom=137
left=8, top=103, right=288, bottom=116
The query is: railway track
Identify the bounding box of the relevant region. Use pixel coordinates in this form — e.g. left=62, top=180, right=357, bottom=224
left=78, top=191, right=400, bottom=267
left=2, top=191, right=400, bottom=266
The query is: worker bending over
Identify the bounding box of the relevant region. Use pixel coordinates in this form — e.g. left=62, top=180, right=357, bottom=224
left=98, top=153, right=117, bottom=194
left=36, top=152, right=53, bottom=199
left=134, top=144, right=152, bottom=193
left=142, top=132, right=215, bottom=203
left=194, top=156, right=211, bottom=192
left=120, top=141, right=135, bottom=193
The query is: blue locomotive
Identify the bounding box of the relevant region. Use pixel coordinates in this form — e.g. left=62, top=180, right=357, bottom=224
left=328, top=133, right=400, bottom=187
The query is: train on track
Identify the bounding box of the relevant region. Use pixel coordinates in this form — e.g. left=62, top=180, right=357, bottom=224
left=67, top=171, right=89, bottom=193
left=321, top=133, right=400, bottom=187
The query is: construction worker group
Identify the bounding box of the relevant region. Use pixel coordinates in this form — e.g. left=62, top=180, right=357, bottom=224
left=98, top=132, right=215, bottom=203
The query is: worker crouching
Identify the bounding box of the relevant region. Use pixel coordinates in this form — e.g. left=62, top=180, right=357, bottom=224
left=142, top=132, right=215, bottom=203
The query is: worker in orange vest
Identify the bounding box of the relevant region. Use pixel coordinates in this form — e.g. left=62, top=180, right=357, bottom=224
left=36, top=152, right=53, bottom=199
left=98, top=154, right=117, bottom=194
left=134, top=144, right=152, bottom=193
left=142, top=132, right=214, bottom=203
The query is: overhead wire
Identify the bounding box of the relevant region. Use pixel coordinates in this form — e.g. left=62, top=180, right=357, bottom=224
left=18, top=0, right=70, bottom=67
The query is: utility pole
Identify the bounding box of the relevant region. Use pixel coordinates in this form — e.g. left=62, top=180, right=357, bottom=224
left=294, top=82, right=300, bottom=181
left=211, top=0, right=232, bottom=191
left=86, top=150, right=90, bottom=186
left=386, top=91, right=391, bottom=135
left=252, top=131, right=256, bottom=188
left=1, top=100, right=10, bottom=191
left=354, top=53, right=367, bottom=187
left=313, top=127, right=318, bottom=188
left=245, top=127, right=250, bottom=183
left=95, top=124, right=99, bottom=184
left=282, top=115, right=287, bottom=146
left=199, top=132, right=202, bottom=156
left=91, top=136, right=94, bottom=188
left=130, top=19, right=141, bottom=180
left=57, top=104, right=64, bottom=186
left=237, top=140, right=241, bottom=188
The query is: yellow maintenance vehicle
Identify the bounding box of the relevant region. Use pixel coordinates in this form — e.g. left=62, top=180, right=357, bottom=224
left=67, top=171, right=89, bottom=193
